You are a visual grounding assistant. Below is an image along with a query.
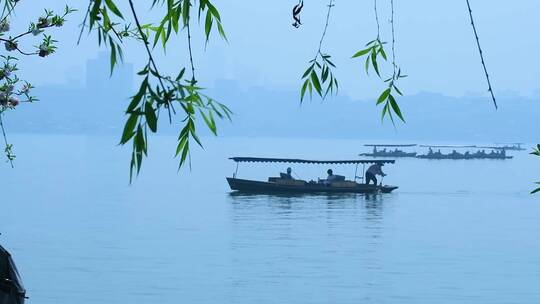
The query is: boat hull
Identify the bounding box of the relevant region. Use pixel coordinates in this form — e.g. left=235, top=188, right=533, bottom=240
left=416, top=155, right=513, bottom=160
left=227, top=178, right=398, bottom=194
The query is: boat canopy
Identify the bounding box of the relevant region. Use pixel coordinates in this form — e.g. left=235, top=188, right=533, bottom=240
left=495, top=142, right=523, bottom=145
left=229, top=157, right=395, bottom=165
left=477, top=146, right=507, bottom=150
left=364, top=144, right=417, bottom=147
left=419, top=145, right=477, bottom=148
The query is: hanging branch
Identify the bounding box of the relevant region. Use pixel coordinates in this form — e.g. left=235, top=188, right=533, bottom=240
left=374, top=0, right=380, bottom=39
left=186, top=19, right=196, bottom=83
left=465, top=0, right=497, bottom=109
left=352, top=0, right=405, bottom=124
left=0, top=113, right=14, bottom=167
left=315, top=0, right=334, bottom=57
left=299, top=0, right=338, bottom=102
left=390, top=0, right=396, bottom=78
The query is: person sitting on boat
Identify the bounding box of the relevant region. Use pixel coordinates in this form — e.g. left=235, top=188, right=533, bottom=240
left=365, top=163, right=386, bottom=185
left=280, top=167, right=294, bottom=180
left=323, top=169, right=342, bottom=185
left=326, top=169, right=337, bottom=182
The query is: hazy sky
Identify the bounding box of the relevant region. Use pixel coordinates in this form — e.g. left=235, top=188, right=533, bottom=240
left=9, top=1, right=540, bottom=100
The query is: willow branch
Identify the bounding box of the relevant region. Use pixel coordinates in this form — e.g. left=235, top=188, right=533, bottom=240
left=77, top=0, right=92, bottom=45
left=465, top=0, right=497, bottom=109
left=374, top=0, right=380, bottom=39
left=390, top=0, right=396, bottom=77
left=186, top=18, right=196, bottom=83
left=314, top=0, right=334, bottom=59
left=128, top=0, right=173, bottom=122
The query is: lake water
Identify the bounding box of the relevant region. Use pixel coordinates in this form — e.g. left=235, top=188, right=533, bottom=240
left=1, top=135, right=539, bottom=303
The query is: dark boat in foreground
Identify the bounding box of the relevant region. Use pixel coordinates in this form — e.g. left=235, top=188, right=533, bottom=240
left=227, top=157, right=398, bottom=194
left=0, top=244, right=26, bottom=304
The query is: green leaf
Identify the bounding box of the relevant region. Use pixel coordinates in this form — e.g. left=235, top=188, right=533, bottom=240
left=176, top=67, right=186, bottom=81
left=310, top=71, right=322, bottom=96
left=135, top=125, right=146, bottom=155
left=145, top=102, right=158, bottom=132
left=182, top=0, right=190, bottom=27
left=352, top=48, right=371, bottom=58
left=179, top=140, right=190, bottom=168
left=531, top=185, right=540, bottom=194
left=120, top=114, right=138, bottom=144
left=321, top=65, right=329, bottom=82
left=381, top=102, right=389, bottom=122
left=206, top=2, right=221, bottom=20
left=128, top=78, right=148, bottom=112
left=323, top=77, right=334, bottom=98
left=217, top=22, right=227, bottom=42
left=300, top=79, right=309, bottom=103
left=302, top=64, right=314, bottom=79
left=377, top=88, right=391, bottom=105
left=388, top=94, right=405, bottom=122
left=89, top=0, right=102, bottom=29
left=364, top=56, right=370, bottom=75
left=176, top=134, right=188, bottom=156
left=371, top=51, right=380, bottom=77
left=378, top=47, right=387, bottom=60
left=200, top=109, right=217, bottom=135
left=204, top=9, right=213, bottom=42
left=109, top=39, right=117, bottom=76
left=393, top=84, right=403, bottom=96
left=105, top=0, right=124, bottom=19
left=324, top=58, right=336, bottom=68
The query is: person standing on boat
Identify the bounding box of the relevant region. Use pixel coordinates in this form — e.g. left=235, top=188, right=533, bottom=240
left=365, top=163, right=386, bottom=185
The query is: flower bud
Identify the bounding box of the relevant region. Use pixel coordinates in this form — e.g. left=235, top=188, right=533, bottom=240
left=4, top=41, right=17, bottom=51
left=8, top=96, right=19, bottom=107
left=0, top=20, right=10, bottom=33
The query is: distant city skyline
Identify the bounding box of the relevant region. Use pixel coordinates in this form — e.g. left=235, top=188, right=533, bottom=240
left=8, top=0, right=540, bottom=100
left=4, top=51, right=540, bottom=143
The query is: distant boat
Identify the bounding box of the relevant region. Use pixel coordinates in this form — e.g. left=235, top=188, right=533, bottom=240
left=480, top=143, right=526, bottom=151
left=226, top=157, right=398, bottom=194
left=360, top=144, right=417, bottom=158
left=416, top=149, right=512, bottom=160
left=419, top=145, right=478, bottom=148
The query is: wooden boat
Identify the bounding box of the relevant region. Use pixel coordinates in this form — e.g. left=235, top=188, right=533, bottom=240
left=480, top=143, right=526, bottom=151
left=416, top=149, right=513, bottom=160
left=360, top=144, right=417, bottom=158
left=0, top=244, right=26, bottom=304
left=226, top=157, right=398, bottom=194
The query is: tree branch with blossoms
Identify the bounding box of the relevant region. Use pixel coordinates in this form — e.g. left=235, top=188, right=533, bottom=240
left=0, top=1, right=75, bottom=166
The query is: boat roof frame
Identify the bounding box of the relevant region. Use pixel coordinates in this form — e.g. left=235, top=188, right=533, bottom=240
left=364, top=144, right=417, bottom=147
left=229, top=157, right=395, bottom=165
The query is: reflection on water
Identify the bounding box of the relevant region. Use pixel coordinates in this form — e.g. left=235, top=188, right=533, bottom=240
left=226, top=193, right=395, bottom=302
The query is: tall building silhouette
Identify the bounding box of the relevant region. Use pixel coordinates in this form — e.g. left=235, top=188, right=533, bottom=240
left=86, top=51, right=134, bottom=96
